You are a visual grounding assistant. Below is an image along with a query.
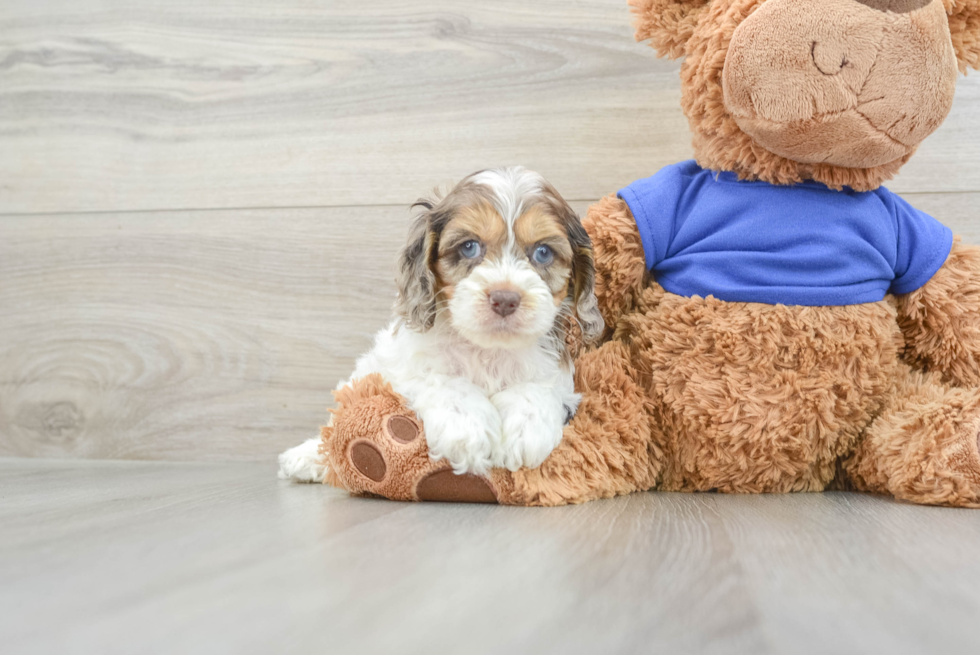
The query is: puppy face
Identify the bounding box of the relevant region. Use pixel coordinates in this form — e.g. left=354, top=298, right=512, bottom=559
left=395, top=167, right=603, bottom=350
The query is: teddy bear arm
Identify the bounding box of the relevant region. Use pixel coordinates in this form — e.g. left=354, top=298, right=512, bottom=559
left=896, top=239, right=980, bottom=387
left=504, top=340, right=665, bottom=506
left=582, top=194, right=652, bottom=337
left=842, top=363, right=980, bottom=508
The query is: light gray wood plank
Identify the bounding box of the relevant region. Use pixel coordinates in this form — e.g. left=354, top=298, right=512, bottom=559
left=0, top=205, right=412, bottom=462
left=0, top=0, right=977, bottom=215
left=0, top=0, right=688, bottom=214
left=1, top=196, right=976, bottom=462
left=2, top=458, right=979, bottom=655
left=718, top=494, right=980, bottom=655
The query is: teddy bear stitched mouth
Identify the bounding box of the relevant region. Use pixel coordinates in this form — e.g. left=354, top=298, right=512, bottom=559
left=743, top=104, right=915, bottom=148
left=748, top=41, right=915, bottom=152
left=731, top=107, right=913, bottom=167
left=853, top=103, right=914, bottom=148
left=739, top=28, right=911, bottom=139
left=802, top=34, right=913, bottom=149
left=731, top=49, right=918, bottom=168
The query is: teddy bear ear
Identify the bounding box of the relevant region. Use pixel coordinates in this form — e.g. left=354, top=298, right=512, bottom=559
left=629, top=0, right=712, bottom=59
left=946, top=0, right=980, bottom=72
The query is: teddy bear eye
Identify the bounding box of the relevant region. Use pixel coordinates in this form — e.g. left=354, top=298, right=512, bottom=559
left=532, top=244, right=554, bottom=266
left=459, top=240, right=482, bottom=259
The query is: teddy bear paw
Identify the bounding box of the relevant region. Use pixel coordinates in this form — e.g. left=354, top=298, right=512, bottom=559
left=338, top=413, right=500, bottom=503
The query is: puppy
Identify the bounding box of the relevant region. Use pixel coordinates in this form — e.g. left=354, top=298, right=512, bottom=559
left=278, top=167, right=603, bottom=482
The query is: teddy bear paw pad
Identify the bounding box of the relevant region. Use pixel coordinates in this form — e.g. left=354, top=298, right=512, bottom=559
left=339, top=413, right=499, bottom=504
left=416, top=469, right=498, bottom=503
left=350, top=441, right=386, bottom=481
left=387, top=415, right=420, bottom=444
left=348, top=415, right=419, bottom=482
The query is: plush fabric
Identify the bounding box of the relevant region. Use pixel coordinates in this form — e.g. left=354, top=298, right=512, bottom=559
left=897, top=238, right=980, bottom=388
left=673, top=0, right=977, bottom=191
left=721, top=0, right=957, bottom=169
left=619, top=160, right=953, bottom=305
left=946, top=0, right=980, bottom=71
left=319, top=0, right=980, bottom=508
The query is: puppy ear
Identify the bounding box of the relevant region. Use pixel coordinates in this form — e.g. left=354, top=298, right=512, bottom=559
left=568, top=224, right=605, bottom=343
left=393, top=200, right=439, bottom=331
left=947, top=0, right=980, bottom=72
left=629, top=0, right=711, bottom=59
left=540, top=184, right=606, bottom=342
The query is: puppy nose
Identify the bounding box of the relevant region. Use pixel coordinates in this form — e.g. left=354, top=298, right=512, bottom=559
left=852, top=0, right=930, bottom=13
left=489, top=290, right=521, bottom=317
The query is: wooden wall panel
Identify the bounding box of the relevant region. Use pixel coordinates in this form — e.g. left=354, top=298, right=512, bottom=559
left=0, top=0, right=977, bottom=215
left=0, top=206, right=406, bottom=461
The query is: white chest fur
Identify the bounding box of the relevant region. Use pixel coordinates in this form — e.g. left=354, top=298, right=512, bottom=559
left=342, top=319, right=577, bottom=474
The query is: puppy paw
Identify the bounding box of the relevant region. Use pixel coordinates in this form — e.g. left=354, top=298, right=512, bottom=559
left=493, top=411, right=563, bottom=471
left=422, top=406, right=499, bottom=476
left=491, top=390, right=564, bottom=471
left=278, top=437, right=329, bottom=483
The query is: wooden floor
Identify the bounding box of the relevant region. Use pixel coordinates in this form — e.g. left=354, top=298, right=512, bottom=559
left=3, top=457, right=980, bottom=655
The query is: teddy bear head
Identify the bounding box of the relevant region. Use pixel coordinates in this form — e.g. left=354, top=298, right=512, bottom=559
left=631, top=0, right=980, bottom=190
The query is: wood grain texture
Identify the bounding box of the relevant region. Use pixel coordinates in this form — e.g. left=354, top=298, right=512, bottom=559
left=2, top=458, right=979, bottom=655
left=0, top=0, right=978, bottom=215
left=0, top=204, right=414, bottom=461
left=1, top=197, right=977, bottom=462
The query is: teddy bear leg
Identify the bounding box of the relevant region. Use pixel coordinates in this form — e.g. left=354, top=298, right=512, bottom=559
left=843, top=364, right=980, bottom=508
left=322, top=373, right=502, bottom=503
left=503, top=340, right=664, bottom=506
left=322, top=341, right=663, bottom=506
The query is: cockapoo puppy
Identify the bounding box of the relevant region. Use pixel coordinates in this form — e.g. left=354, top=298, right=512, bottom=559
left=278, top=167, right=603, bottom=482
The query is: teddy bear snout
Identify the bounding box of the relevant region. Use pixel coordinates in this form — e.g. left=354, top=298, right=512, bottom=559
left=721, top=0, right=956, bottom=168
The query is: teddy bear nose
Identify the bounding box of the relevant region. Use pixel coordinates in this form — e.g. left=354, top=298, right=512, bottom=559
left=489, top=290, right=521, bottom=317
left=852, top=0, right=931, bottom=13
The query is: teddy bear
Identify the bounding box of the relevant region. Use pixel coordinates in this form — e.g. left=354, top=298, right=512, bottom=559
left=317, top=0, right=980, bottom=507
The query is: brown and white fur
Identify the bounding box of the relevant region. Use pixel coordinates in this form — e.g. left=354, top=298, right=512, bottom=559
left=278, top=167, right=603, bottom=482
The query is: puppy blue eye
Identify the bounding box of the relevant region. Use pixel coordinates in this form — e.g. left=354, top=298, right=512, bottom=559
left=459, top=240, right=481, bottom=259
left=532, top=244, right=554, bottom=265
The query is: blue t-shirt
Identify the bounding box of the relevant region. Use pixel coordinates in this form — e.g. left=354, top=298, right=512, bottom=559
left=617, top=161, right=953, bottom=306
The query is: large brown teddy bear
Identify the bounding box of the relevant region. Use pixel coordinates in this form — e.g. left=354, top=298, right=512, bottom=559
left=319, top=0, right=980, bottom=507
